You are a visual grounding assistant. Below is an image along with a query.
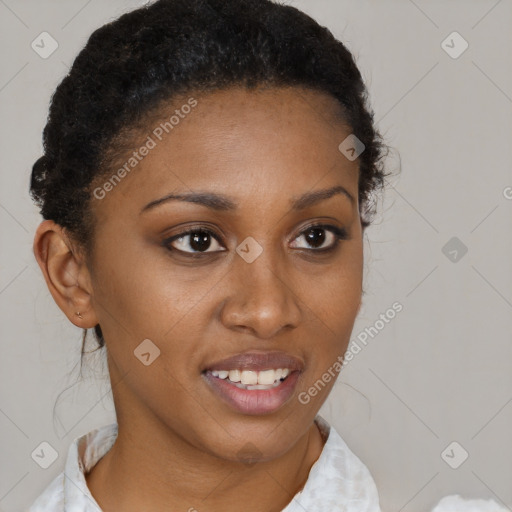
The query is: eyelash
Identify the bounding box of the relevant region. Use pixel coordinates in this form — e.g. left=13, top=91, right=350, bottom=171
left=162, top=222, right=349, bottom=257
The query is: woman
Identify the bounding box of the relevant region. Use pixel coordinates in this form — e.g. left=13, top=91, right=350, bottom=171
left=28, top=0, right=389, bottom=510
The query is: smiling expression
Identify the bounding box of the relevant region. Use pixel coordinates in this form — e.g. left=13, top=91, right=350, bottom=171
left=84, top=85, right=364, bottom=461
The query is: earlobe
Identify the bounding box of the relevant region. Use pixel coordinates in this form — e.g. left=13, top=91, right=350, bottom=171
left=33, top=220, right=98, bottom=328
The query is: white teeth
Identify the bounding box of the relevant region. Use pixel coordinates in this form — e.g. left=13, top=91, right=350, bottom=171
left=240, top=370, right=258, bottom=385
left=210, top=368, right=292, bottom=387
left=258, top=369, right=276, bottom=385
left=228, top=369, right=241, bottom=382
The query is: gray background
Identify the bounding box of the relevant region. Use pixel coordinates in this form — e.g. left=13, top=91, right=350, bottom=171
left=1, top=0, right=511, bottom=511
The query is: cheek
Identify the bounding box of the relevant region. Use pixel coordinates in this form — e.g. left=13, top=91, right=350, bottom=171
left=300, top=247, right=363, bottom=363
left=90, top=239, right=212, bottom=375
left=89, top=246, right=210, bottom=410
left=307, top=273, right=361, bottom=348
left=92, top=238, right=193, bottom=333
left=305, top=238, right=363, bottom=311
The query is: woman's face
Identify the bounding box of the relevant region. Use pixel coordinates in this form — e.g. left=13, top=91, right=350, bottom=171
left=86, top=86, right=363, bottom=461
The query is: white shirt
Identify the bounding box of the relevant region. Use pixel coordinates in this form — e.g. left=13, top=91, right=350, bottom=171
left=28, top=415, right=382, bottom=511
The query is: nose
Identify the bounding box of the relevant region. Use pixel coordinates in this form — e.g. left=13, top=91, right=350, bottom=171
left=219, top=252, right=302, bottom=339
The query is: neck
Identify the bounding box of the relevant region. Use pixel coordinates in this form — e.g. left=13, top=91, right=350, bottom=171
left=85, top=415, right=325, bottom=512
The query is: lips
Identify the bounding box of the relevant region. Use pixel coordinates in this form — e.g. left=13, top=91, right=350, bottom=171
left=203, top=368, right=301, bottom=415
left=201, top=350, right=305, bottom=414
left=202, top=350, right=305, bottom=373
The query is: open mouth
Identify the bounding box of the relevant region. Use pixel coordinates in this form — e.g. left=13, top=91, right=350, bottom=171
left=202, top=368, right=301, bottom=415
left=206, top=368, right=292, bottom=390
left=200, top=350, right=304, bottom=414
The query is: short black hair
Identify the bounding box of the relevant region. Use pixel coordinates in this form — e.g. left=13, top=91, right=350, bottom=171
left=30, top=0, right=389, bottom=359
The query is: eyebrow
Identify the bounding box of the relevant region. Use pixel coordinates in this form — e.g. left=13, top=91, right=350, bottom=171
left=140, top=185, right=355, bottom=214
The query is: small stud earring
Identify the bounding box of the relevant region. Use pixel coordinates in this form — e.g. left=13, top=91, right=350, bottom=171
left=75, top=312, right=83, bottom=319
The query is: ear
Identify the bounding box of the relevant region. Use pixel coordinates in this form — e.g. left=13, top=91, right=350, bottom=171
left=33, top=220, right=99, bottom=328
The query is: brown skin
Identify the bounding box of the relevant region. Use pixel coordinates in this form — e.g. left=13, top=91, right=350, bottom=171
left=33, top=86, right=364, bottom=512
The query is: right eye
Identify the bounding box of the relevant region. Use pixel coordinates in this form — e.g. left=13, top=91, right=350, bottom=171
left=162, top=228, right=226, bottom=255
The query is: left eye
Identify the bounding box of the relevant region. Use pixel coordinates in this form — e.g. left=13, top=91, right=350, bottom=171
left=290, top=224, right=347, bottom=251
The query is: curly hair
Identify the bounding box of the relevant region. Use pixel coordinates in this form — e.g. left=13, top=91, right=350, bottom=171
left=30, top=0, right=389, bottom=362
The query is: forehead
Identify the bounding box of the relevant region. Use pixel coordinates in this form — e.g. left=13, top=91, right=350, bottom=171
left=92, top=86, right=359, bottom=218
left=189, top=85, right=346, bottom=125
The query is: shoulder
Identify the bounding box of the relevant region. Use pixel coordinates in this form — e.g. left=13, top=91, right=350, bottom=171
left=26, top=472, right=65, bottom=511
left=26, top=422, right=117, bottom=512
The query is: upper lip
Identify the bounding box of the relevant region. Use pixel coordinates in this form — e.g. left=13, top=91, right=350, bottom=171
left=203, top=350, right=305, bottom=373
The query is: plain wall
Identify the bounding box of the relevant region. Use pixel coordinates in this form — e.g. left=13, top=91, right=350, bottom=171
left=1, top=1, right=511, bottom=511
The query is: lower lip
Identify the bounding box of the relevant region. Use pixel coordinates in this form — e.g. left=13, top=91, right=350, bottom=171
left=202, top=371, right=301, bottom=415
